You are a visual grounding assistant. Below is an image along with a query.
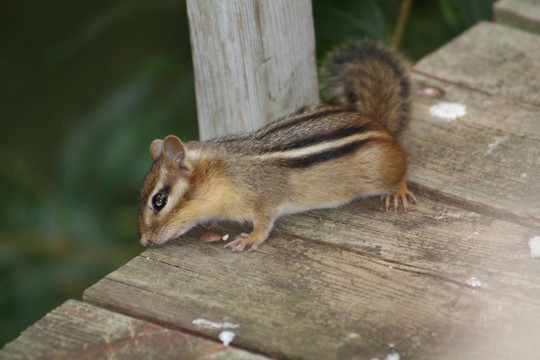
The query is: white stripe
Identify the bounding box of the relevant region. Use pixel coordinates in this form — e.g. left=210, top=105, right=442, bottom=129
left=254, top=131, right=389, bottom=160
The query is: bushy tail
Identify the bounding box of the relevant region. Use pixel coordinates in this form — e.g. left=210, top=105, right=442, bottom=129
left=320, top=41, right=411, bottom=137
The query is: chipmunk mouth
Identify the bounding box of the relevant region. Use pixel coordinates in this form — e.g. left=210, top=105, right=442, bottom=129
left=140, top=234, right=171, bottom=247
left=140, top=231, right=166, bottom=247
left=139, top=235, right=155, bottom=247
left=139, top=222, right=196, bottom=247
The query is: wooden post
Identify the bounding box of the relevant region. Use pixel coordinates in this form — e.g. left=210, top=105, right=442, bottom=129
left=187, top=0, right=319, bottom=140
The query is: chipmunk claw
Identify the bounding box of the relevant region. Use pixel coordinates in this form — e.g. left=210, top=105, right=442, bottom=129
left=225, top=233, right=254, bottom=252
left=224, top=223, right=271, bottom=252
left=384, top=181, right=417, bottom=212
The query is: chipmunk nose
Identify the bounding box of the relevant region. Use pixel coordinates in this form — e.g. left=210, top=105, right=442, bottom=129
left=140, top=235, right=155, bottom=247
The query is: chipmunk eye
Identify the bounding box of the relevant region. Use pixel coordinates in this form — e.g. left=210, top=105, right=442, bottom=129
left=152, top=191, right=167, bottom=211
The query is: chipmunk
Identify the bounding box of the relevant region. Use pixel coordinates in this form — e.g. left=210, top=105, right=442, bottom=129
left=138, top=41, right=416, bottom=252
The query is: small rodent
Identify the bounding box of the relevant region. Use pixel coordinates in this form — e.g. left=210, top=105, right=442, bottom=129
left=138, top=41, right=416, bottom=252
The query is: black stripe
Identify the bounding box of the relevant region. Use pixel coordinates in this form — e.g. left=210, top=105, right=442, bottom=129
left=264, top=124, right=372, bottom=152
left=254, top=109, right=345, bottom=140
left=278, top=138, right=374, bottom=168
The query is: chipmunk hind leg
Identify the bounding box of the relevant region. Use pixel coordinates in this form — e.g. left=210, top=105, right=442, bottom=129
left=360, top=138, right=416, bottom=211
left=384, top=178, right=417, bottom=212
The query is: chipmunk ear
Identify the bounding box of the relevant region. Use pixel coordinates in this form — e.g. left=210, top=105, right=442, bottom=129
left=162, top=135, right=186, bottom=164
left=150, top=139, right=163, bottom=161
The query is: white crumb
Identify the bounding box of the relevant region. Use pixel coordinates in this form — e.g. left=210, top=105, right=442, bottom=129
left=418, top=87, right=441, bottom=97
left=466, top=277, right=482, bottom=287
left=488, top=140, right=499, bottom=148
left=219, top=330, right=236, bottom=346
left=429, top=102, right=466, bottom=121
left=192, top=318, right=239, bottom=330
left=385, top=351, right=400, bottom=360
left=434, top=212, right=476, bottom=222
left=529, top=236, right=540, bottom=258
left=486, top=139, right=500, bottom=154
left=222, top=234, right=230, bottom=241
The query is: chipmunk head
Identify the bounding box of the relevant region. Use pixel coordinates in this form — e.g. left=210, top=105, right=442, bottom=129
left=137, top=135, right=201, bottom=247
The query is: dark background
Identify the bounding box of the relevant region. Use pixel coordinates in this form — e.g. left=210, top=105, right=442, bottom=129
left=0, top=0, right=495, bottom=347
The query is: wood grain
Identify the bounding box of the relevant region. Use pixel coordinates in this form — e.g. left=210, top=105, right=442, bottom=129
left=413, top=22, right=540, bottom=107
left=187, top=0, right=319, bottom=140
left=277, top=195, right=540, bottom=300
left=83, top=226, right=540, bottom=360
left=80, top=20, right=540, bottom=360
left=0, top=300, right=268, bottom=360
left=403, top=73, right=540, bottom=227
left=494, top=0, right=540, bottom=35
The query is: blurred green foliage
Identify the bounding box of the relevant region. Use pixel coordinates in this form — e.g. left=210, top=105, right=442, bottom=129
left=0, top=0, right=494, bottom=347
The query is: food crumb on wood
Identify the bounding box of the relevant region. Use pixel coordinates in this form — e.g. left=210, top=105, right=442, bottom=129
left=486, top=139, right=500, bottom=154
left=529, top=236, right=540, bottom=258
left=219, top=330, right=236, bottom=346
left=466, top=276, right=482, bottom=287
left=418, top=87, right=442, bottom=98
left=222, top=234, right=230, bottom=241
left=200, top=232, right=222, bottom=242
left=192, top=318, right=239, bottom=329
left=384, top=351, right=400, bottom=360
left=429, top=102, right=466, bottom=121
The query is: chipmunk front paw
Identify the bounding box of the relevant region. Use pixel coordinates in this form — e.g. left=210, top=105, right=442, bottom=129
left=224, top=233, right=264, bottom=252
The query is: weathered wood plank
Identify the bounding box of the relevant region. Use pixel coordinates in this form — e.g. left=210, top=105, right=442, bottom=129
left=83, top=228, right=540, bottom=360
left=277, top=194, right=540, bottom=300
left=0, top=300, right=268, bottom=360
left=79, top=24, right=540, bottom=358
left=412, top=22, right=540, bottom=107
left=187, top=0, right=319, bottom=140
left=494, top=0, right=540, bottom=35
left=402, top=73, right=540, bottom=227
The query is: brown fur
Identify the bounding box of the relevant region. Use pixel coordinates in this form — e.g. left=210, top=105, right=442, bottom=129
left=137, top=41, right=415, bottom=252
left=320, top=41, right=410, bottom=136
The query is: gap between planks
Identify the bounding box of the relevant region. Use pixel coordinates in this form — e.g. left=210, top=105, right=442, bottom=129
left=83, top=227, right=540, bottom=360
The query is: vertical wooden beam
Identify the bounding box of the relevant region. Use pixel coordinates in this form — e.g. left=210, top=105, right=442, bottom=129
left=187, top=0, right=319, bottom=140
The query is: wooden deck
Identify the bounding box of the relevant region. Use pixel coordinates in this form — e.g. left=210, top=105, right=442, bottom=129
left=3, top=20, right=540, bottom=360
